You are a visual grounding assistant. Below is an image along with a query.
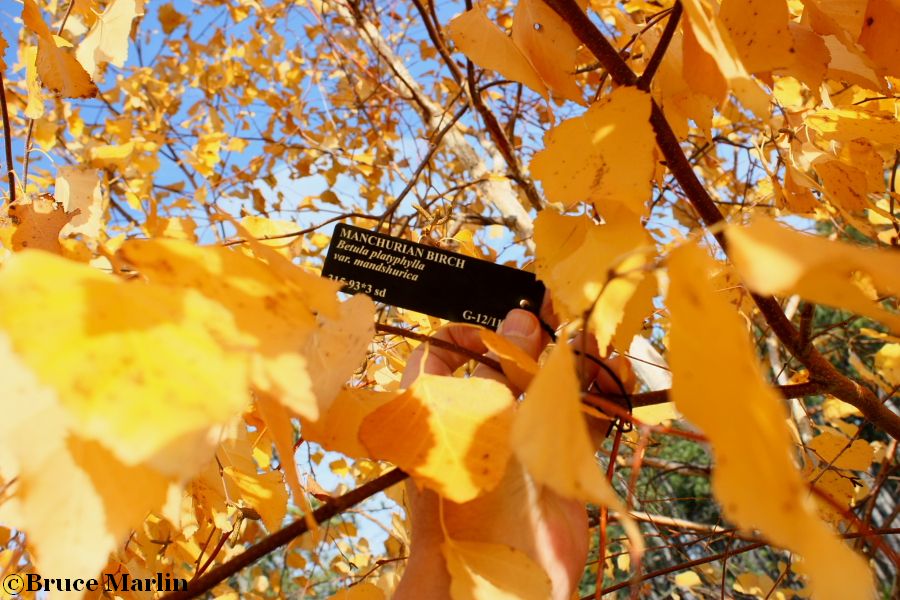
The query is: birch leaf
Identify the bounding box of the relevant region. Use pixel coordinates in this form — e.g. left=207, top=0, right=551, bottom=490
left=360, top=375, right=515, bottom=503
left=530, top=87, right=655, bottom=217
left=22, top=0, right=97, bottom=98
left=445, top=7, right=547, bottom=98
left=442, top=539, right=552, bottom=600
left=725, top=216, right=900, bottom=333
left=667, top=242, right=873, bottom=600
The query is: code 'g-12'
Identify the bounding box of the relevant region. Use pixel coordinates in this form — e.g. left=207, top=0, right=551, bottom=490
left=321, top=224, right=545, bottom=330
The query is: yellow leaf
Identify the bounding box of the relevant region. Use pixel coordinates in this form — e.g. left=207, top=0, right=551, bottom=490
left=783, top=23, right=830, bottom=93
left=511, top=0, right=584, bottom=103
left=255, top=393, right=307, bottom=511
left=530, top=87, right=655, bottom=217
left=56, top=166, right=106, bottom=240
left=0, top=335, right=171, bottom=581
left=654, top=27, right=717, bottom=137
left=22, top=0, right=97, bottom=98
left=842, top=138, right=885, bottom=194
left=804, top=0, right=869, bottom=38
left=681, top=19, right=728, bottom=107
left=76, top=0, right=145, bottom=78
left=224, top=466, right=288, bottom=532
left=119, top=239, right=370, bottom=419
left=302, top=293, right=376, bottom=414
left=445, top=7, right=547, bottom=99
left=8, top=196, right=77, bottom=254
left=820, top=33, right=882, bottom=90
left=24, top=45, right=44, bottom=119
left=875, top=342, right=900, bottom=386
left=301, top=388, right=397, bottom=459
left=148, top=216, right=197, bottom=241
left=478, top=328, right=539, bottom=393
left=667, top=242, right=873, bottom=600
left=822, top=395, right=861, bottom=422
left=89, top=141, right=136, bottom=168
left=725, top=217, right=900, bottom=333
left=679, top=0, right=769, bottom=116
left=442, top=539, right=551, bottom=600
left=719, top=0, right=794, bottom=73
left=813, top=158, right=870, bottom=211
left=534, top=209, right=654, bottom=353
left=329, top=583, right=385, bottom=600
left=0, top=30, right=6, bottom=72
left=858, top=0, right=900, bottom=77
left=612, top=270, right=656, bottom=352
left=191, top=131, right=228, bottom=177
left=806, top=105, right=900, bottom=144
left=359, top=374, right=515, bottom=503
left=511, top=342, right=639, bottom=548
left=807, top=430, right=874, bottom=471
left=32, top=117, right=57, bottom=151
left=446, top=1, right=588, bottom=103
left=240, top=215, right=302, bottom=258
left=674, top=571, right=702, bottom=588
left=734, top=573, right=780, bottom=598
left=158, top=2, right=186, bottom=35
left=0, top=251, right=248, bottom=475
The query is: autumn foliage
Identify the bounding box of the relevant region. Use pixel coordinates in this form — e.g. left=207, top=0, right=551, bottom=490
left=1, top=0, right=900, bottom=598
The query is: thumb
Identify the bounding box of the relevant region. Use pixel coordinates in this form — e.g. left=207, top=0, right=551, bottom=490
left=472, top=309, right=543, bottom=393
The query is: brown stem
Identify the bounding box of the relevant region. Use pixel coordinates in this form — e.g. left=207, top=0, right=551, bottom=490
left=464, top=62, right=544, bottom=212
left=543, top=0, right=900, bottom=440
left=159, top=468, right=408, bottom=600
left=798, top=302, right=815, bottom=346
left=636, top=1, right=682, bottom=91
left=220, top=212, right=378, bottom=247
left=375, top=323, right=502, bottom=372
left=378, top=102, right=468, bottom=228
left=619, top=381, right=824, bottom=408
left=0, top=71, right=14, bottom=204
left=587, top=528, right=900, bottom=598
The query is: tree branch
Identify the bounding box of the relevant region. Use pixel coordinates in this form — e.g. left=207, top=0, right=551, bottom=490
left=0, top=71, right=15, bottom=204
left=636, top=1, right=682, bottom=91
left=542, top=0, right=900, bottom=440
left=622, top=381, right=824, bottom=409
left=159, top=468, right=408, bottom=600
left=589, top=527, right=900, bottom=598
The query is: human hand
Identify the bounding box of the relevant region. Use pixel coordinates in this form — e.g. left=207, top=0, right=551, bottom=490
left=393, top=309, right=590, bottom=600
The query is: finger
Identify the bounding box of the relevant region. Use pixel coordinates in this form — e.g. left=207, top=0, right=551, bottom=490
left=472, top=309, right=544, bottom=393
left=400, top=324, right=488, bottom=386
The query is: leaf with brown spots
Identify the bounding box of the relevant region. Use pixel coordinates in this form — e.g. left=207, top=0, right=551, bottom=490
left=9, top=195, right=78, bottom=254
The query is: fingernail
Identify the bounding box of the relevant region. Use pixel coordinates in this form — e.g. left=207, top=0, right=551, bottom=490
left=499, top=309, right=538, bottom=337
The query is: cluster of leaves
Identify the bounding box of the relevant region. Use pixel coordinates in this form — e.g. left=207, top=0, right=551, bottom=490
left=1, top=0, right=899, bottom=598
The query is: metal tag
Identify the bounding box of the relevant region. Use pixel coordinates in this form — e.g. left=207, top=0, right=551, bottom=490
left=321, top=224, right=545, bottom=330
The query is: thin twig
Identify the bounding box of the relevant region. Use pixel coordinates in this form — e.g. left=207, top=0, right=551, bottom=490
left=375, top=323, right=502, bottom=372
left=636, top=1, right=682, bottom=91
left=588, top=528, right=900, bottom=598
left=798, top=302, right=815, bottom=346
left=159, top=468, right=408, bottom=600
left=192, top=530, right=229, bottom=581
left=0, top=71, right=14, bottom=204
left=221, top=212, right=377, bottom=247
left=377, top=103, right=468, bottom=229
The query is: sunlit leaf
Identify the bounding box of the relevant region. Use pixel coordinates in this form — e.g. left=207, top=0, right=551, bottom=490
left=668, top=242, right=873, bottom=600
left=360, top=375, right=515, bottom=503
